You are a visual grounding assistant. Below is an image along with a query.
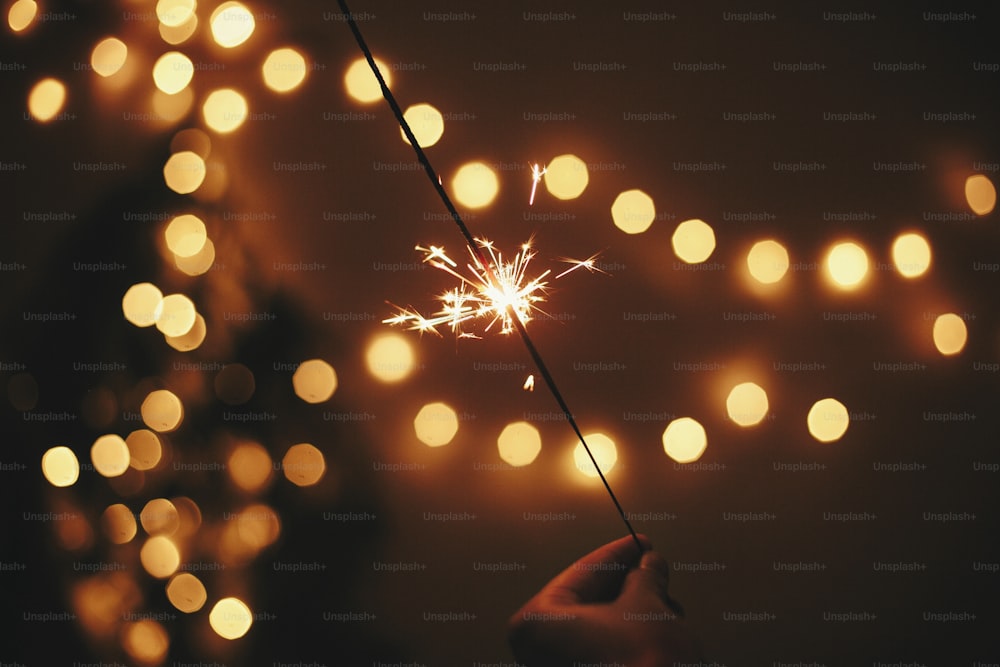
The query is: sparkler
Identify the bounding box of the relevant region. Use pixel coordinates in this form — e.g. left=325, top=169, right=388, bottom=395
left=529, top=162, right=547, bottom=205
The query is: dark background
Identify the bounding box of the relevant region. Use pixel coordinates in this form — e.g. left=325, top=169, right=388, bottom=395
left=2, top=1, right=999, bottom=665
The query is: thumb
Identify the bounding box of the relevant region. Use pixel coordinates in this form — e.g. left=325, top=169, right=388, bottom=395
left=620, top=551, right=685, bottom=617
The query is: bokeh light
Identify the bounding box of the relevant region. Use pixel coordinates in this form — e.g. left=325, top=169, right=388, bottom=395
left=544, top=154, right=589, bottom=200
left=807, top=398, right=850, bottom=443
left=344, top=56, right=391, bottom=103
left=7, top=0, right=37, bottom=32
left=140, top=498, right=180, bottom=536
left=262, top=47, right=308, bottom=92
left=166, top=573, right=207, bottom=613
left=573, top=433, right=618, bottom=478
left=165, top=313, right=207, bottom=351
left=965, top=174, right=996, bottom=216
left=825, top=241, right=869, bottom=289
left=414, top=402, right=459, bottom=447
left=159, top=13, right=198, bottom=45
left=451, top=161, right=499, bottom=209
left=365, top=333, right=416, bottom=383
left=611, top=189, right=655, bottom=234
left=91, top=434, right=131, bottom=478
left=90, top=38, right=128, bottom=78
left=228, top=441, right=273, bottom=493
left=156, top=0, right=196, bottom=27
left=497, top=421, right=542, bottom=467
left=152, top=52, right=194, bottom=94
left=203, top=88, right=248, bottom=133
left=27, top=78, right=66, bottom=122
left=933, top=313, right=968, bottom=355
left=210, top=2, right=255, bottom=48
left=662, top=418, right=707, bottom=463
left=41, top=446, right=80, bottom=487
left=126, top=429, right=162, bottom=471
left=175, top=238, right=216, bottom=276
left=163, top=150, right=207, bottom=194
left=122, top=620, right=170, bottom=665
left=401, top=103, right=444, bottom=147
left=141, top=389, right=184, bottom=433
left=164, top=214, right=207, bottom=257
left=122, top=282, right=164, bottom=328
left=672, top=218, right=716, bottom=263
left=209, top=597, right=253, bottom=639
left=891, top=232, right=931, bottom=278
left=746, top=239, right=789, bottom=284
left=140, top=535, right=181, bottom=578
left=101, top=504, right=138, bottom=544
left=151, top=87, right=194, bottom=123
left=154, top=293, right=197, bottom=337
left=292, top=359, right=338, bottom=403
left=282, top=443, right=326, bottom=487
left=726, top=382, right=769, bottom=426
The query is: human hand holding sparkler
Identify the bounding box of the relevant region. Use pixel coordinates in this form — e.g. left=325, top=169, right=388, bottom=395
left=508, top=535, right=702, bottom=667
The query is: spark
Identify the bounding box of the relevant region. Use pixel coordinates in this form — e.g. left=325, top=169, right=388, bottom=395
left=529, top=162, right=546, bottom=206
left=523, top=374, right=535, bottom=391
left=384, top=237, right=597, bottom=338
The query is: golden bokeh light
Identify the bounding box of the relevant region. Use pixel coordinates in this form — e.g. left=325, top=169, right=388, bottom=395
left=611, top=189, right=655, bottom=234
left=101, top=503, right=138, bottom=544
left=140, top=498, right=180, bottom=536
left=401, top=103, right=444, bottom=147
left=214, top=363, right=256, bottom=405
left=163, top=150, right=207, bottom=194
left=891, top=232, right=931, bottom=278
left=746, top=239, right=789, bottom=284
left=175, top=238, right=216, bottom=276
left=573, top=433, right=618, bottom=478
left=126, top=429, right=162, bottom=471
left=414, top=402, right=459, bottom=447
left=202, top=88, right=248, bottom=133
left=262, top=47, right=308, bottom=92
left=166, top=573, right=207, bottom=613
left=933, top=313, right=968, bottom=355
left=662, top=417, right=707, bottom=464
left=152, top=51, right=194, bottom=94
left=156, top=0, right=196, bottom=27
left=172, top=496, right=203, bottom=538
left=807, top=398, right=849, bottom=443
left=122, top=620, right=170, bottom=665
left=282, top=443, right=326, bottom=487
left=154, top=293, right=197, bottom=337
left=152, top=87, right=194, bottom=123
left=141, top=389, right=184, bottom=433
left=235, top=503, right=281, bottom=551
left=543, top=153, right=589, bottom=200
left=496, top=421, right=542, bottom=467
left=209, top=597, right=253, bottom=640
left=165, top=312, right=207, bottom=351
left=91, top=434, right=131, bottom=478
left=228, top=441, right=273, bottom=493
left=90, top=37, right=128, bottom=78
left=171, top=127, right=212, bottom=158
left=365, top=333, right=416, bottom=383
left=344, top=56, right=391, bottom=103
left=27, top=77, right=66, bottom=122
left=825, top=241, right=869, bottom=289
left=164, top=213, right=207, bottom=257
left=159, top=12, right=198, bottom=45
left=8, top=0, right=36, bottom=32
left=726, top=382, right=769, bottom=426
left=965, top=174, right=996, bottom=216
left=210, top=2, right=255, bottom=48
left=55, top=511, right=93, bottom=551
left=140, top=535, right=181, bottom=578
left=122, top=282, right=164, bottom=328
left=41, top=446, right=80, bottom=487
left=72, top=573, right=139, bottom=639
left=292, top=358, right=338, bottom=403
left=451, top=161, right=499, bottom=209
left=672, top=218, right=716, bottom=263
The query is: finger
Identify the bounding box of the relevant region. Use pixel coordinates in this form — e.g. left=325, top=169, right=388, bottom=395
left=539, top=534, right=651, bottom=606
left=621, top=550, right=670, bottom=601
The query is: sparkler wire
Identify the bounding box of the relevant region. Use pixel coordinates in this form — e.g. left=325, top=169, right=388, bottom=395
left=336, top=0, right=643, bottom=555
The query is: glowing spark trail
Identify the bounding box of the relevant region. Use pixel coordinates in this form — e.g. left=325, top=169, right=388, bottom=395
left=529, top=162, right=546, bottom=205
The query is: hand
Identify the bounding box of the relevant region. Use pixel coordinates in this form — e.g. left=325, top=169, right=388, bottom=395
left=507, top=534, right=703, bottom=667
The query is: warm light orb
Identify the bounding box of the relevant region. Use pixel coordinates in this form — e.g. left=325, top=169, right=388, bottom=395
left=163, top=151, right=206, bottom=194
left=933, top=313, right=968, bottom=355
left=166, top=573, right=207, bottom=613
left=156, top=0, right=196, bottom=27
left=165, top=214, right=207, bottom=257
left=726, top=382, right=769, bottom=426
left=154, top=293, right=197, bottom=337
left=807, top=398, right=849, bottom=443
left=414, top=402, right=459, bottom=447
left=159, top=13, right=198, bottom=45
left=573, top=433, right=618, bottom=478
left=451, top=161, right=499, bottom=209
left=126, top=429, right=162, bottom=471
left=228, top=442, right=273, bottom=493
left=891, top=232, right=931, bottom=278
left=91, top=38, right=128, bottom=77
left=175, top=239, right=216, bottom=276
left=544, top=154, right=589, bottom=200
left=42, top=446, right=80, bottom=487
left=152, top=52, right=194, bottom=94
left=210, top=2, right=255, bottom=48
left=344, top=56, right=391, bottom=103
left=141, top=389, right=184, bottom=433
left=401, top=103, right=444, bottom=147
left=140, top=498, right=180, bottom=536
left=202, top=88, right=248, bottom=133
left=292, top=359, right=338, bottom=403
left=140, top=535, right=181, bottom=578
left=165, top=313, right=207, bottom=351
left=122, top=620, right=170, bottom=665
left=825, top=241, right=869, bottom=288
left=611, top=189, right=655, bottom=234
left=497, top=421, right=542, bottom=467
left=965, top=174, right=996, bottom=216
left=262, top=47, right=308, bottom=92
left=672, top=219, right=716, bottom=263
left=662, top=417, right=707, bottom=464
left=365, top=333, right=416, bottom=383
left=8, top=0, right=37, bottom=32
left=91, top=434, right=131, bottom=478
left=747, top=239, right=789, bottom=284
left=210, top=597, right=253, bottom=640
left=123, top=282, right=164, bottom=328
left=151, top=87, right=194, bottom=123
left=27, top=78, right=66, bottom=122
left=282, top=443, right=326, bottom=487
left=101, top=504, right=138, bottom=544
